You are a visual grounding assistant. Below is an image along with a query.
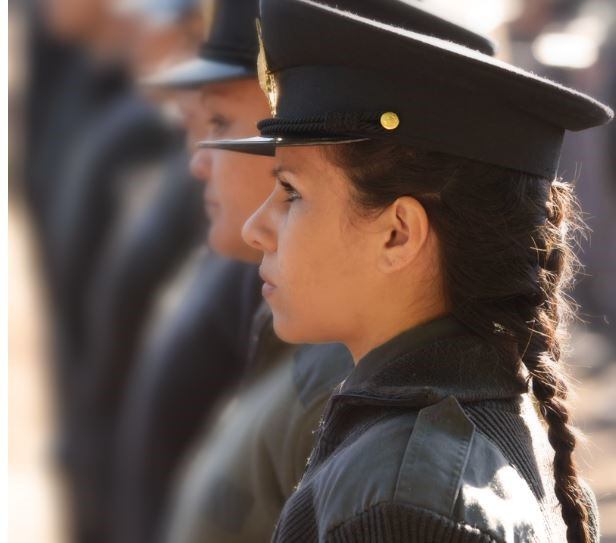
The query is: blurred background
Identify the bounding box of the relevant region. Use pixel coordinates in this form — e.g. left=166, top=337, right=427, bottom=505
left=7, top=0, right=616, bottom=541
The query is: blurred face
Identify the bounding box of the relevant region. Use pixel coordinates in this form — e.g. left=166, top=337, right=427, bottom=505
left=241, top=146, right=383, bottom=344
left=179, top=79, right=274, bottom=262
left=42, top=0, right=108, bottom=41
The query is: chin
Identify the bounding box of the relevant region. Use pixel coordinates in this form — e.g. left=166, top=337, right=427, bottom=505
left=271, top=316, right=306, bottom=345
left=271, top=311, right=331, bottom=346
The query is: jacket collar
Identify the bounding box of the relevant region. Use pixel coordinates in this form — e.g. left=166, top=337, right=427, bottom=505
left=338, top=315, right=528, bottom=406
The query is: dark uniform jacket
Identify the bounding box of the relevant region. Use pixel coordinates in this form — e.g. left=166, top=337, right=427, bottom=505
left=163, top=303, right=354, bottom=543
left=273, top=316, right=599, bottom=542
left=112, top=251, right=263, bottom=543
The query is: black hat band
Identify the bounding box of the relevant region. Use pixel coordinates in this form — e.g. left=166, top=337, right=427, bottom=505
left=257, top=112, right=388, bottom=138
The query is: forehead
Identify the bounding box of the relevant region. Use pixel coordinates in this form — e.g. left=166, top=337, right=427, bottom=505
left=276, top=145, right=339, bottom=168
left=276, top=146, right=350, bottom=192
left=198, top=79, right=262, bottom=106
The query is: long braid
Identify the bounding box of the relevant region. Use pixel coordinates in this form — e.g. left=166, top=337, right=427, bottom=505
left=327, top=141, right=594, bottom=542
left=516, top=180, right=591, bottom=542
left=443, top=175, right=593, bottom=543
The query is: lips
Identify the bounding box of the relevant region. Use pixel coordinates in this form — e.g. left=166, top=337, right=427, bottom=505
left=259, top=266, right=277, bottom=298
left=203, top=189, right=220, bottom=210
left=258, top=266, right=276, bottom=288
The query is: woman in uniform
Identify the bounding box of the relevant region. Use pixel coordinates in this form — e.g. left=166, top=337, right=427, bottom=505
left=200, top=0, right=614, bottom=541
left=144, top=1, right=499, bottom=542
left=146, top=0, right=506, bottom=543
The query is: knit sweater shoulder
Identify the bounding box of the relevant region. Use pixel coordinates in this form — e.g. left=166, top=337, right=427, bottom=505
left=271, top=317, right=599, bottom=543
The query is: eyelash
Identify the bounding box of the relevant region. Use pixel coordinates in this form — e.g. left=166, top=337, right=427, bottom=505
left=207, top=114, right=229, bottom=135
left=278, top=178, right=302, bottom=202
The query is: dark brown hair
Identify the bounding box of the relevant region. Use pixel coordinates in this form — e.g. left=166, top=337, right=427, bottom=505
left=326, top=140, right=590, bottom=542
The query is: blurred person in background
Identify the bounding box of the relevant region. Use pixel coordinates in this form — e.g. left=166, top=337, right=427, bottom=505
left=120, top=2, right=498, bottom=543
left=46, top=1, right=277, bottom=542
left=119, top=0, right=204, bottom=77
left=61, top=1, right=206, bottom=542
left=22, top=0, right=204, bottom=541
left=101, top=2, right=265, bottom=543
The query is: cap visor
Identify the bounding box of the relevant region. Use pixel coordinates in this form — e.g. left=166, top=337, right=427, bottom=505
left=197, top=135, right=369, bottom=156
left=140, top=58, right=254, bottom=89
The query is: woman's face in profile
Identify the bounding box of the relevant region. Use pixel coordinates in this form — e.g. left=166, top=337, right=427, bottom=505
left=241, top=146, right=389, bottom=345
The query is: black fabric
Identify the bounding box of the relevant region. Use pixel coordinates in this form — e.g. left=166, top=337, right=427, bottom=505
left=271, top=316, right=598, bottom=542
left=320, top=0, right=495, bottom=55
left=23, top=11, right=78, bottom=204
left=327, top=503, right=499, bottom=543
left=464, top=401, right=544, bottom=501
left=78, top=152, right=203, bottom=427
left=151, top=0, right=494, bottom=90
left=41, top=69, right=178, bottom=543
left=274, top=485, right=320, bottom=542
left=111, top=255, right=263, bottom=543
left=199, top=0, right=260, bottom=67
left=63, top=152, right=203, bottom=543
left=48, top=90, right=174, bottom=431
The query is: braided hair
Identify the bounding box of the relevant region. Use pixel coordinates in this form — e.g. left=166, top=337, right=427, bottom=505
left=325, top=140, right=591, bottom=542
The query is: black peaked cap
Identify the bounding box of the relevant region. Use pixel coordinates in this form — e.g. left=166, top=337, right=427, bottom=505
left=142, top=0, right=260, bottom=88
left=143, top=0, right=495, bottom=88
left=199, top=0, right=613, bottom=178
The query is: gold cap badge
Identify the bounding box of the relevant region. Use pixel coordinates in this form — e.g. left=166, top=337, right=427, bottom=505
left=200, top=0, right=216, bottom=41
left=380, top=112, right=400, bottom=130
left=256, top=19, right=279, bottom=117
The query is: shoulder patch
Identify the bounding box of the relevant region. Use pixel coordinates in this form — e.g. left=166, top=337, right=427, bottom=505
left=394, top=395, right=475, bottom=517
left=293, top=343, right=353, bottom=407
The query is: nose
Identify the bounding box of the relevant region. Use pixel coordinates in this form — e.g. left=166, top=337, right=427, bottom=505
left=190, top=149, right=211, bottom=183
left=242, top=198, right=277, bottom=254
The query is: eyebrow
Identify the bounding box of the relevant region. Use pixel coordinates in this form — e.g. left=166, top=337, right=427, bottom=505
left=199, top=86, right=230, bottom=101
left=272, top=165, right=296, bottom=176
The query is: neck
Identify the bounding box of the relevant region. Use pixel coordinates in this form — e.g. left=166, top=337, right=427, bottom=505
left=345, top=297, right=448, bottom=364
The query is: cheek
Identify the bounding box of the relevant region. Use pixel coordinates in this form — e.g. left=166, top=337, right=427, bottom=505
left=272, top=207, right=369, bottom=342
left=213, top=156, right=273, bottom=221
left=207, top=155, right=273, bottom=258
left=184, top=112, right=209, bottom=147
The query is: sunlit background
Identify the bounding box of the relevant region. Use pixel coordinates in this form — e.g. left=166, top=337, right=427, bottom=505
left=8, top=0, right=616, bottom=541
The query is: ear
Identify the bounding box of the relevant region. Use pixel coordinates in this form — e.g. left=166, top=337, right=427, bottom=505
left=376, top=196, right=430, bottom=273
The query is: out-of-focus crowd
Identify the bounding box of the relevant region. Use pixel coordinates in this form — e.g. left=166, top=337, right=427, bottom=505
left=7, top=0, right=616, bottom=542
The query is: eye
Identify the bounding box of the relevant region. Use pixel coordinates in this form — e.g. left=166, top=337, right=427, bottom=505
left=278, top=178, right=302, bottom=203
left=206, top=114, right=230, bottom=137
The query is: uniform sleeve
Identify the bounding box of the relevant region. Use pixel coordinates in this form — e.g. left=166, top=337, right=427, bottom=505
left=324, top=502, right=502, bottom=543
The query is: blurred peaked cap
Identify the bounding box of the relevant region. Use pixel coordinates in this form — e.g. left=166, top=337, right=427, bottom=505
left=141, top=0, right=260, bottom=89
left=198, top=0, right=613, bottom=179
left=116, top=0, right=199, bottom=25
left=143, top=0, right=495, bottom=89
left=140, top=57, right=253, bottom=88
